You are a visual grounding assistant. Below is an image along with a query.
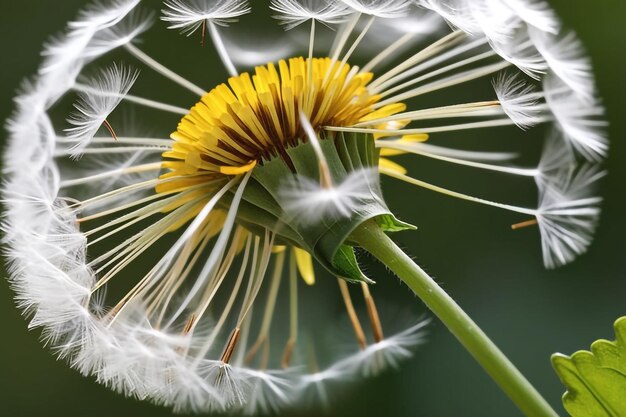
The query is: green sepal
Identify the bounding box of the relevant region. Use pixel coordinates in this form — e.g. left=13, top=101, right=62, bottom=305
left=552, top=316, right=626, bottom=417
left=333, top=245, right=374, bottom=284
left=232, top=132, right=413, bottom=283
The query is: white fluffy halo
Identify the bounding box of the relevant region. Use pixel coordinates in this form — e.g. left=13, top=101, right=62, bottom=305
left=2, top=0, right=607, bottom=414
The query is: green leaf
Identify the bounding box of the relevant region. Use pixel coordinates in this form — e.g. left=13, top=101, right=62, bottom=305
left=552, top=317, right=626, bottom=417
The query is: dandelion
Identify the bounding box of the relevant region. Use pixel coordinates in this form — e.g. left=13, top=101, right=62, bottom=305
left=3, top=1, right=606, bottom=416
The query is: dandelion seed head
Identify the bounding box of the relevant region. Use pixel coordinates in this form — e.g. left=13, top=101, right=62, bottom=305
left=2, top=0, right=607, bottom=413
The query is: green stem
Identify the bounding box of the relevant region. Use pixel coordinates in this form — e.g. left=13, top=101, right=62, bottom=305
left=350, top=220, right=560, bottom=417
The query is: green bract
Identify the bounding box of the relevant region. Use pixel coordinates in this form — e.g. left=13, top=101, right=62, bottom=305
left=231, top=132, right=414, bottom=283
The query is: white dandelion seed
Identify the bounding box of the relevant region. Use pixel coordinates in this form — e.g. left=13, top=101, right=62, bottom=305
left=41, top=0, right=141, bottom=75
left=162, top=0, right=251, bottom=77
left=70, top=0, right=142, bottom=31
left=162, top=0, right=251, bottom=32
left=501, top=0, right=560, bottom=34
left=418, top=0, right=557, bottom=43
left=279, top=168, right=380, bottom=225
left=4, top=93, right=57, bottom=171
left=278, top=112, right=380, bottom=225
left=488, top=29, right=548, bottom=79
left=83, top=9, right=155, bottom=59
left=65, top=64, right=139, bottom=158
left=295, top=367, right=339, bottom=407
left=336, top=319, right=430, bottom=377
left=530, top=28, right=596, bottom=101
left=536, top=164, right=605, bottom=269
left=270, top=0, right=352, bottom=66
left=494, top=73, right=542, bottom=130
left=295, top=319, right=429, bottom=403
left=467, top=0, right=520, bottom=45
left=239, top=369, right=293, bottom=415
left=195, top=361, right=247, bottom=410
left=34, top=1, right=147, bottom=114
left=416, top=0, right=480, bottom=35
left=271, top=0, right=352, bottom=30
left=40, top=30, right=95, bottom=76
left=536, top=129, right=576, bottom=177
left=543, top=75, right=608, bottom=161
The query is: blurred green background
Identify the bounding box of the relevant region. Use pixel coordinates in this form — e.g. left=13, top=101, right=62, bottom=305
left=1, top=1, right=625, bottom=416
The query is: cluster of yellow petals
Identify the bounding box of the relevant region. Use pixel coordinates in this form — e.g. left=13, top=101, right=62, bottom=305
left=160, top=57, right=417, bottom=187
